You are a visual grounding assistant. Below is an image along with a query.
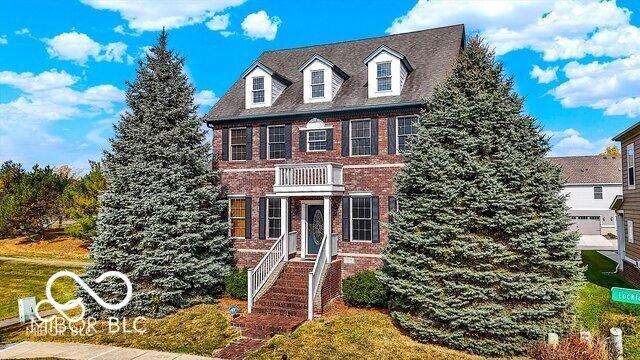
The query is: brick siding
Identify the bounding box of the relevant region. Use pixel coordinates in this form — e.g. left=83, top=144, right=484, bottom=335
left=622, top=260, right=640, bottom=288
left=320, top=259, right=342, bottom=312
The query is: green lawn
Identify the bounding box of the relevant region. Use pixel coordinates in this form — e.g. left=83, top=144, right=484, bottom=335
left=577, top=251, right=640, bottom=358
left=0, top=260, right=80, bottom=320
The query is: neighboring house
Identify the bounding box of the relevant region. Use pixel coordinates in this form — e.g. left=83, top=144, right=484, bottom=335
left=547, top=155, right=622, bottom=236
left=612, top=124, right=640, bottom=287
left=204, top=25, right=465, bottom=322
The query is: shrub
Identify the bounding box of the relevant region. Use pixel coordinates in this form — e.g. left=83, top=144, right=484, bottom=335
left=528, top=334, right=608, bottom=360
left=342, top=270, right=388, bottom=308
left=225, top=267, right=248, bottom=299
left=599, top=313, right=639, bottom=335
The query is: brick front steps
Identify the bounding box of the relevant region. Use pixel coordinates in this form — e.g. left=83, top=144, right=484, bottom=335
left=232, top=313, right=306, bottom=339
left=216, top=337, right=266, bottom=360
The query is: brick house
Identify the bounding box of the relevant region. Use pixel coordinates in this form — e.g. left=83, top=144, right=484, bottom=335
left=204, top=24, right=464, bottom=322
left=611, top=124, right=640, bottom=287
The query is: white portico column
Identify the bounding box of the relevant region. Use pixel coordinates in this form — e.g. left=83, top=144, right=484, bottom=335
left=281, top=197, right=289, bottom=260
left=323, top=196, right=331, bottom=263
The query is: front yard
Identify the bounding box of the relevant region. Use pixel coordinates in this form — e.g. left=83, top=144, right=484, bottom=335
left=0, top=230, right=88, bottom=261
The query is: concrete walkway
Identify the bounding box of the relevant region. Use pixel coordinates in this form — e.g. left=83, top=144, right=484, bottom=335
left=0, top=341, right=220, bottom=360
left=0, top=256, right=91, bottom=267
left=577, top=235, right=617, bottom=251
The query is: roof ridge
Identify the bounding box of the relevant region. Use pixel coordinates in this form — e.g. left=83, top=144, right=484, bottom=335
left=261, top=24, right=464, bottom=54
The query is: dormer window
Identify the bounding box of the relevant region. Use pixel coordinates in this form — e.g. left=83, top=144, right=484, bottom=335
left=364, top=45, right=413, bottom=98
left=252, top=77, right=265, bottom=104
left=376, top=62, right=392, bottom=92
left=311, top=70, right=325, bottom=98
left=298, top=54, right=349, bottom=104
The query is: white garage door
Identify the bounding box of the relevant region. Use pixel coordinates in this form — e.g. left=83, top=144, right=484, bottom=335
left=569, top=216, right=601, bottom=235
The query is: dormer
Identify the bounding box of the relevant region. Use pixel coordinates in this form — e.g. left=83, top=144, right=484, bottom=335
left=241, top=61, right=292, bottom=109
left=363, top=45, right=413, bottom=98
left=298, top=55, right=349, bottom=104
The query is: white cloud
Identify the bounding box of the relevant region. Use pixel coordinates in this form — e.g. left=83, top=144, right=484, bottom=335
left=241, top=11, right=281, bottom=41
left=195, top=90, right=218, bottom=106
left=545, top=128, right=614, bottom=156
left=0, top=35, right=7, bottom=45
left=551, top=56, right=640, bottom=117
left=530, top=65, right=558, bottom=84
left=81, top=0, right=245, bottom=32
left=220, top=31, right=235, bottom=38
left=14, top=28, right=30, bottom=35
left=46, top=32, right=130, bottom=65
left=206, top=14, right=230, bottom=31
left=388, top=0, right=636, bottom=61
left=0, top=69, right=77, bottom=92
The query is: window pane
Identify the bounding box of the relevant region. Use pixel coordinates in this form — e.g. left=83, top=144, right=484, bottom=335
left=351, top=197, right=372, bottom=241
left=377, top=62, right=391, bottom=77
left=268, top=126, right=286, bottom=159
left=308, top=130, right=327, bottom=151
left=397, top=116, right=418, bottom=152
left=351, top=120, right=371, bottom=156
left=230, top=128, right=247, bottom=160
left=377, top=77, right=391, bottom=91
left=230, top=198, right=247, bottom=238
left=268, top=198, right=281, bottom=238
left=311, top=84, right=324, bottom=98
left=252, top=90, right=264, bottom=103
left=311, top=70, right=324, bottom=84
left=253, top=77, right=264, bottom=90
left=230, top=128, right=246, bottom=145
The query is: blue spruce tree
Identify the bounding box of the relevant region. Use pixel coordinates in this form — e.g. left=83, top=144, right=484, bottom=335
left=85, top=31, right=232, bottom=317
left=380, top=37, right=583, bottom=356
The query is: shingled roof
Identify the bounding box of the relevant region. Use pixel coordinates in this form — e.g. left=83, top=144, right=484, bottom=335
left=547, top=155, right=622, bottom=184
left=205, top=24, right=465, bottom=122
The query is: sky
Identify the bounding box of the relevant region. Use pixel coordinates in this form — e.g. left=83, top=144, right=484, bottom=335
left=1, top=0, right=640, bottom=172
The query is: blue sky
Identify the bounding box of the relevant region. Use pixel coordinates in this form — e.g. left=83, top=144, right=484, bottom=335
left=1, top=0, right=640, bottom=171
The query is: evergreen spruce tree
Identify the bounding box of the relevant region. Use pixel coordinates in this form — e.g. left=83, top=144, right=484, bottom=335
left=380, top=37, right=583, bottom=356
left=85, top=31, right=232, bottom=317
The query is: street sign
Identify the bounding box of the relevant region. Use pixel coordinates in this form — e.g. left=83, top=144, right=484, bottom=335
left=611, top=287, right=640, bottom=305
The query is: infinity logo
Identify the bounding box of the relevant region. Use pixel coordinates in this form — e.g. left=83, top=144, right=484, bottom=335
left=35, top=271, right=133, bottom=323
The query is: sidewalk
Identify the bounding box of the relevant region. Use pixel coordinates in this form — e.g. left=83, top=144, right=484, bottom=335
left=0, top=341, right=220, bottom=360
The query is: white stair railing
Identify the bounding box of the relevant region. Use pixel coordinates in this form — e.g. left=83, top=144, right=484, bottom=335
left=307, top=233, right=330, bottom=320
left=247, top=232, right=286, bottom=314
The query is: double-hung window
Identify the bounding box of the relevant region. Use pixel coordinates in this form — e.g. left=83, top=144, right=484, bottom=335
left=628, top=220, right=635, bottom=243
left=628, top=143, right=636, bottom=189
left=311, top=70, right=324, bottom=98
left=267, top=125, right=286, bottom=159
left=350, top=119, right=371, bottom=156
left=229, top=198, right=246, bottom=238
left=267, top=198, right=281, bottom=238
left=593, top=186, right=603, bottom=200
left=397, top=115, right=418, bottom=152
left=307, top=130, right=327, bottom=151
left=376, top=62, right=391, bottom=92
left=230, top=128, right=247, bottom=161
left=252, top=77, right=265, bottom=104
left=351, top=197, right=372, bottom=241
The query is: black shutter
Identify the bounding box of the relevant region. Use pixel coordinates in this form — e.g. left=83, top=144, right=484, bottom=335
left=326, top=128, right=333, bottom=150
left=299, top=130, right=307, bottom=152
left=259, top=125, right=267, bottom=159
left=387, top=117, right=396, bottom=154
left=221, top=128, right=229, bottom=161
left=342, top=196, right=350, bottom=241
left=222, top=198, right=229, bottom=222
left=285, top=124, right=292, bottom=159
left=372, top=196, right=380, bottom=243
left=371, top=119, right=379, bottom=155
left=388, top=196, right=397, bottom=224
left=341, top=120, right=350, bottom=156
left=245, top=197, right=252, bottom=239
left=246, top=126, right=253, bottom=160
left=258, top=197, right=266, bottom=240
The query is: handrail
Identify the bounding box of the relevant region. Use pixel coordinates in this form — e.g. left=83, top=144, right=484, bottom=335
left=247, top=232, right=286, bottom=313
left=307, top=233, right=329, bottom=320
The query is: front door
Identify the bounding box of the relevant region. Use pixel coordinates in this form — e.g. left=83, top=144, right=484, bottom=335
left=307, top=205, right=324, bottom=255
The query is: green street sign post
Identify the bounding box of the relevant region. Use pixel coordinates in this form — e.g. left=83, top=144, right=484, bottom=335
left=611, top=287, right=640, bottom=305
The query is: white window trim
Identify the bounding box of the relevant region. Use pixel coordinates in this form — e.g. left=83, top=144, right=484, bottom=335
left=310, top=69, right=325, bottom=99
left=628, top=143, right=636, bottom=190
left=396, top=115, right=418, bottom=153
left=229, top=127, right=248, bottom=162
left=628, top=220, right=634, bottom=244
left=266, top=198, right=281, bottom=239
left=350, top=196, right=373, bottom=243
left=307, top=129, right=327, bottom=152
left=267, top=125, right=286, bottom=160
left=252, top=76, right=265, bottom=104
left=593, top=186, right=603, bottom=200
left=349, top=119, right=372, bottom=157
left=228, top=197, right=247, bottom=240
left=376, top=61, right=392, bottom=93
